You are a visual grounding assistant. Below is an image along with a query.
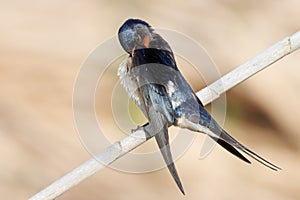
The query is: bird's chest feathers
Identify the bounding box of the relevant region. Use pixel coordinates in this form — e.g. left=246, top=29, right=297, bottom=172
left=118, top=57, right=143, bottom=106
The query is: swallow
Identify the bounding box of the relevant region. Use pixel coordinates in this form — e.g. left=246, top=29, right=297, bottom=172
left=117, top=18, right=281, bottom=195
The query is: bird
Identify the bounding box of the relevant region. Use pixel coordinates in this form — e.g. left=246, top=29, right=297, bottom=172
left=117, top=18, right=281, bottom=195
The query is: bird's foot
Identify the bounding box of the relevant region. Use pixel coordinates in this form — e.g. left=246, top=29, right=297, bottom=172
left=131, top=125, right=144, bottom=133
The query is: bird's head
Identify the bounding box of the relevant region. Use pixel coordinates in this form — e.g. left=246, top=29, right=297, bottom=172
left=118, top=18, right=153, bottom=54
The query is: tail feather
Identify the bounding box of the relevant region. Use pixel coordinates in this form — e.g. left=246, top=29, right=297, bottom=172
left=196, top=106, right=281, bottom=170
left=214, top=127, right=281, bottom=171
left=155, top=128, right=185, bottom=195
left=210, top=136, right=251, bottom=164
left=236, top=141, right=281, bottom=171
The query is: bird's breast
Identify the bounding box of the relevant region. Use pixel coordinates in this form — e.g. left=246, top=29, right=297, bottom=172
left=118, top=57, right=142, bottom=107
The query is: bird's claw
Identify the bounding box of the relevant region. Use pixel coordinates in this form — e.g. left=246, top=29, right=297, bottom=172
left=131, top=125, right=144, bottom=133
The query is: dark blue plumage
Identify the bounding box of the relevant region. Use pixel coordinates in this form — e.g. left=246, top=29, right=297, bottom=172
left=132, top=48, right=178, bottom=70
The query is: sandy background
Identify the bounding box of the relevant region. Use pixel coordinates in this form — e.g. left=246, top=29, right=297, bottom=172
left=1, top=0, right=300, bottom=199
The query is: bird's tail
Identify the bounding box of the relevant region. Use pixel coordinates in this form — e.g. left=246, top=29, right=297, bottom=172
left=155, top=126, right=185, bottom=195
left=206, top=116, right=281, bottom=171
left=210, top=127, right=281, bottom=170
left=178, top=102, right=281, bottom=171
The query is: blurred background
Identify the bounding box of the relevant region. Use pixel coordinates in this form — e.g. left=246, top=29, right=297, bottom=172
left=1, top=0, right=300, bottom=199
